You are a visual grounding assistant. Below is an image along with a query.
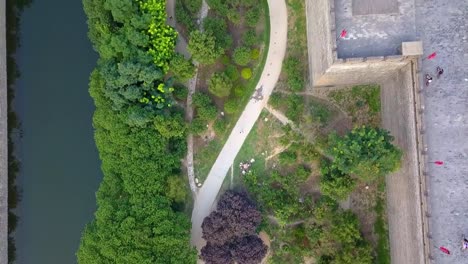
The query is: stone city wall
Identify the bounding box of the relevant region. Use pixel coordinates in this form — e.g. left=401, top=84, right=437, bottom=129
left=305, top=0, right=334, bottom=87
left=314, top=56, right=410, bottom=86
left=0, top=0, right=8, bottom=261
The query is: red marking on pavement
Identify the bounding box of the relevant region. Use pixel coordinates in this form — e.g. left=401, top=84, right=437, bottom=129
left=434, top=160, right=444, bottom=165
left=427, top=52, right=437, bottom=60
left=439, top=246, right=450, bottom=255
left=340, top=29, right=347, bottom=38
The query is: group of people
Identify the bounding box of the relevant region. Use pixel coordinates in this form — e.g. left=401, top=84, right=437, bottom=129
left=425, top=66, right=444, bottom=86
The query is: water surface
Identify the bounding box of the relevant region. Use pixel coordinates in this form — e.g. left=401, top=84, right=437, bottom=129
left=14, top=0, right=101, bottom=263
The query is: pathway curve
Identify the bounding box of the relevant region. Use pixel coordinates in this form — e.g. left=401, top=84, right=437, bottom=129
left=190, top=0, right=288, bottom=250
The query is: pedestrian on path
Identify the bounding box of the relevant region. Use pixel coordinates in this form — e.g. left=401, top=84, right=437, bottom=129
left=436, top=66, right=444, bottom=78
left=425, top=74, right=433, bottom=87
left=462, top=235, right=468, bottom=250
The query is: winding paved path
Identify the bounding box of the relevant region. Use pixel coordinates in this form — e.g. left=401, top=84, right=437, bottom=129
left=190, top=0, right=288, bottom=250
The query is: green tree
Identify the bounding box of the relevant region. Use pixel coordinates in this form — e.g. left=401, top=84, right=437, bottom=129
left=203, top=16, right=233, bottom=50
left=224, top=99, right=238, bottom=114
left=153, top=114, right=187, bottom=138
left=188, top=30, right=224, bottom=64
left=233, top=46, right=251, bottom=66
left=320, top=161, right=356, bottom=201
left=181, top=0, right=202, bottom=14
left=213, top=118, right=227, bottom=134
left=208, top=72, right=233, bottom=97
left=166, top=176, right=188, bottom=203
left=242, top=29, right=257, bottom=46
left=169, top=53, right=196, bottom=81
left=278, top=151, right=297, bottom=165
left=191, top=117, right=207, bottom=135
left=241, top=68, right=252, bottom=80
left=225, top=64, right=240, bottom=81
left=329, top=126, right=402, bottom=181
left=227, top=9, right=241, bottom=25
left=245, top=6, right=260, bottom=27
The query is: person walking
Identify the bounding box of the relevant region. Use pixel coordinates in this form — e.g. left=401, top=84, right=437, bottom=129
left=425, top=74, right=433, bottom=87
left=462, top=235, right=468, bottom=250
left=436, top=66, right=444, bottom=78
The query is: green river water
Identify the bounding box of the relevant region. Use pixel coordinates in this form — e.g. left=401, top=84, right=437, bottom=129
left=14, top=0, right=101, bottom=263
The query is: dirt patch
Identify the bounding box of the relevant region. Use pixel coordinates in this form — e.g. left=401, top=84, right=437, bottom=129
left=349, top=182, right=379, bottom=246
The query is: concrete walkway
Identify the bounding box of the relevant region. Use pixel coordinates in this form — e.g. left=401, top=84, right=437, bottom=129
left=190, top=0, right=288, bottom=250
left=415, top=0, right=468, bottom=263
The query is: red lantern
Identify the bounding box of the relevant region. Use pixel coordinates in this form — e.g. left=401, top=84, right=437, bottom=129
left=439, top=246, right=450, bottom=255
left=427, top=52, right=437, bottom=60
left=340, top=29, right=347, bottom=38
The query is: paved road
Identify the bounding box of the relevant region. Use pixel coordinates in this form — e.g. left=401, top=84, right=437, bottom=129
left=190, top=0, right=288, bottom=250
left=415, top=1, right=468, bottom=263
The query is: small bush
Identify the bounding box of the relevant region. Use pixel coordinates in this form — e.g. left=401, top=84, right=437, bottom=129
left=286, top=94, right=304, bottom=122
left=213, top=118, right=227, bottom=134
left=191, top=118, right=207, bottom=135
left=197, top=104, right=218, bottom=121
left=234, top=86, right=245, bottom=97
left=284, top=57, right=304, bottom=92
left=310, top=102, right=331, bottom=125
left=279, top=151, right=297, bottom=165
left=182, top=0, right=202, bottom=14
left=233, top=46, right=251, bottom=66
left=227, top=9, right=241, bottom=25
left=245, top=6, right=261, bottom=27
left=173, top=84, right=189, bottom=100
left=193, top=92, right=212, bottom=108
left=251, top=49, right=260, bottom=60
left=268, top=92, right=283, bottom=108
left=242, top=29, right=257, bottom=46
left=221, top=55, right=230, bottom=65
left=241, top=68, right=252, bottom=80
left=225, top=64, right=240, bottom=81
left=175, top=1, right=196, bottom=31
left=224, top=99, right=238, bottom=114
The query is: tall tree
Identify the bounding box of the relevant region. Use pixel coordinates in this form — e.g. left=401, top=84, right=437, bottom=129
left=328, top=126, right=402, bottom=181
left=201, top=191, right=262, bottom=245
left=208, top=72, right=233, bottom=98
left=188, top=30, right=224, bottom=65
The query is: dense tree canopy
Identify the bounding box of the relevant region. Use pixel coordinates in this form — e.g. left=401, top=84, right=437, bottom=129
left=82, top=0, right=179, bottom=116
left=77, top=70, right=195, bottom=263
left=328, top=126, right=402, bottom=181
left=78, top=0, right=196, bottom=262
left=201, top=191, right=262, bottom=245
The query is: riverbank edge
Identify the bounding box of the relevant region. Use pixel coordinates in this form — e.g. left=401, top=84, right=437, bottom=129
left=0, top=0, right=8, bottom=262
